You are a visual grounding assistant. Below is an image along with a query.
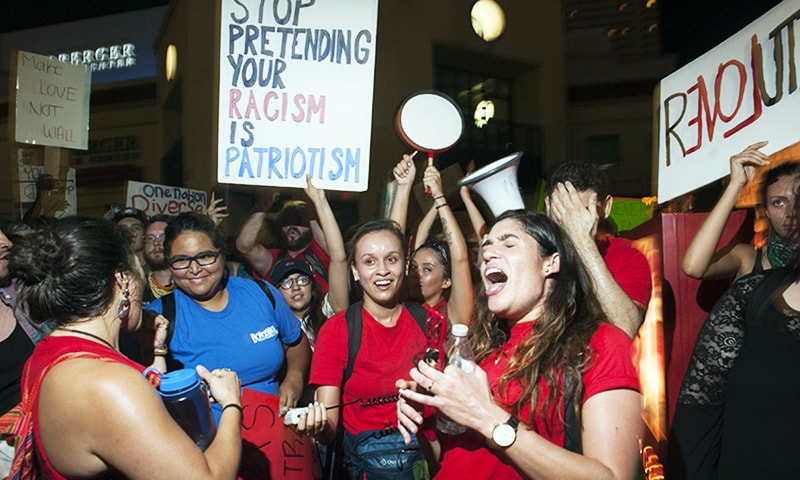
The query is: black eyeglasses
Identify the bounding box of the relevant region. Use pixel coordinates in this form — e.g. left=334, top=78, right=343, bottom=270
left=167, top=250, right=221, bottom=270
left=278, top=275, right=311, bottom=290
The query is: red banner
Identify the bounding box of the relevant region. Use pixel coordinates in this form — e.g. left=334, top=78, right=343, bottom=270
left=239, top=389, right=321, bottom=480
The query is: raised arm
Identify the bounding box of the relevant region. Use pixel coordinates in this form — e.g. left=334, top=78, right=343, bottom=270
left=413, top=205, right=438, bottom=250
left=236, top=192, right=280, bottom=277
left=547, top=184, right=645, bottom=338
left=304, top=175, right=348, bottom=313
left=682, top=141, right=768, bottom=280
left=423, top=166, right=474, bottom=327
left=206, top=192, right=230, bottom=227
left=459, top=185, right=487, bottom=239
left=388, top=152, right=418, bottom=232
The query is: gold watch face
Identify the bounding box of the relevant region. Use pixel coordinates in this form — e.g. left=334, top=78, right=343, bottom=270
left=492, top=423, right=516, bottom=447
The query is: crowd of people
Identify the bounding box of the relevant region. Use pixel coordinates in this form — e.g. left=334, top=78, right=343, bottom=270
left=1, top=142, right=797, bottom=480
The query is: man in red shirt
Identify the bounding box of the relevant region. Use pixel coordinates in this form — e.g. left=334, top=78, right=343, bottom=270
left=236, top=199, right=331, bottom=293
left=546, top=162, right=652, bottom=338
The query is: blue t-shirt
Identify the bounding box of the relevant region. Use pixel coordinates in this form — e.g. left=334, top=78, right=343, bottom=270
left=146, top=277, right=301, bottom=400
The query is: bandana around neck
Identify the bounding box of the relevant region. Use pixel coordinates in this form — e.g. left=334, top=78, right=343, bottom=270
left=767, top=233, right=797, bottom=268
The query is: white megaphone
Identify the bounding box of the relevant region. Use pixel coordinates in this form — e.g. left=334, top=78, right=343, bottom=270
left=458, top=152, right=524, bottom=216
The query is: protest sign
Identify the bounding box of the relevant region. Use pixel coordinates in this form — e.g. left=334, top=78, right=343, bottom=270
left=126, top=181, right=207, bottom=217
left=238, top=390, right=319, bottom=480
left=657, top=0, right=800, bottom=203
left=14, top=157, right=77, bottom=219
left=9, top=50, right=91, bottom=150
left=217, top=0, right=379, bottom=192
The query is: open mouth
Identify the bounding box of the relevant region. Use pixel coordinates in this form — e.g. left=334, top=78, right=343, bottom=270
left=374, top=279, right=392, bottom=290
left=484, top=266, right=507, bottom=296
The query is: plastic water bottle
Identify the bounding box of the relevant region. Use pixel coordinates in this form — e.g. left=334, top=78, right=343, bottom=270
left=436, top=324, right=475, bottom=435
left=158, top=368, right=217, bottom=450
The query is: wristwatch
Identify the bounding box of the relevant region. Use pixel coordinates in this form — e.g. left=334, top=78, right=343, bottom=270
left=491, top=414, right=520, bottom=448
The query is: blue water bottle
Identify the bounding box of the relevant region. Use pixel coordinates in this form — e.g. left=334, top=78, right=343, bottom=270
left=157, top=368, right=217, bottom=450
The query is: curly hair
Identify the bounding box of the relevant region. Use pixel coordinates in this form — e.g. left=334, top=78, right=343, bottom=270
left=9, top=216, right=138, bottom=324
left=470, top=210, right=605, bottom=429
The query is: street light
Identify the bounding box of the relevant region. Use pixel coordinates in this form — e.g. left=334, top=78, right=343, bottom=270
left=471, top=0, right=506, bottom=42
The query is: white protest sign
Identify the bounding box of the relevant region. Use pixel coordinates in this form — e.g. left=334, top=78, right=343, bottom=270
left=657, top=0, right=800, bottom=203
left=16, top=161, right=77, bottom=219
left=10, top=51, right=91, bottom=150
left=126, top=181, right=207, bottom=217
left=217, top=0, right=379, bottom=192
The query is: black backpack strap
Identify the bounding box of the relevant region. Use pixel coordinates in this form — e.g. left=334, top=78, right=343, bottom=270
left=343, top=301, right=364, bottom=384
left=403, top=301, right=428, bottom=332
left=252, top=279, right=276, bottom=310
left=160, top=292, right=176, bottom=345
left=563, top=366, right=583, bottom=453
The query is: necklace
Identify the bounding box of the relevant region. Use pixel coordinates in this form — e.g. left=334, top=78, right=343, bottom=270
left=148, top=271, right=175, bottom=298
left=57, top=327, right=116, bottom=351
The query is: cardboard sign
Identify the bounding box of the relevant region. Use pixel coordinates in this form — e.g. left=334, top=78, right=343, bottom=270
left=217, top=0, right=379, bottom=192
left=126, top=181, right=207, bottom=217
left=657, top=0, right=800, bottom=202
left=239, top=390, right=319, bottom=480
left=14, top=158, right=77, bottom=219
left=10, top=50, right=91, bottom=150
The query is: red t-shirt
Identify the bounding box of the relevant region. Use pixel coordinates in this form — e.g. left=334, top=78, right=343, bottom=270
left=267, top=238, right=331, bottom=293
left=600, top=236, right=652, bottom=308
left=435, top=321, right=639, bottom=479
left=310, top=305, right=427, bottom=434
left=27, top=336, right=145, bottom=480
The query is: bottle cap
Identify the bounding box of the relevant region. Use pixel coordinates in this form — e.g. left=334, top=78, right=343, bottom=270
left=451, top=324, right=469, bottom=337
left=158, top=368, right=201, bottom=397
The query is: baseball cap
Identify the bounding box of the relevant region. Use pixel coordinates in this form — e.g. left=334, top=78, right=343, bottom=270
left=112, top=207, right=148, bottom=225
left=270, top=258, right=313, bottom=284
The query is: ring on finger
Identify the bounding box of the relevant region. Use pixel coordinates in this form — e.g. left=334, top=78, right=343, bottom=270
left=427, top=380, right=435, bottom=392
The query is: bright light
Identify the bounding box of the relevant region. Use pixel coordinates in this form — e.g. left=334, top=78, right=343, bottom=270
left=471, top=0, right=506, bottom=42
left=474, top=99, right=495, bottom=128
left=165, top=44, right=178, bottom=81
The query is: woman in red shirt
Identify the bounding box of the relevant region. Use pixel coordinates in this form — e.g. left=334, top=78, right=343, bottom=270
left=397, top=210, right=642, bottom=479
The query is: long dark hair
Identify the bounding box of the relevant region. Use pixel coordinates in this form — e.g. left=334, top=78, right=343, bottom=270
left=10, top=216, right=138, bottom=324
left=470, top=210, right=604, bottom=427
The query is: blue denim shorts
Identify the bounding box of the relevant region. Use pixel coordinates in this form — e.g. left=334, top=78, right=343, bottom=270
left=342, top=429, right=429, bottom=480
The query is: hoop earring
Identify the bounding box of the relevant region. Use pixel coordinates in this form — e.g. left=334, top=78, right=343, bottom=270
left=117, top=282, right=131, bottom=320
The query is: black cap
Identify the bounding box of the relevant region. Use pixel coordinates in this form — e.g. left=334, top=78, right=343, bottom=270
left=112, top=207, right=148, bottom=225
left=270, top=258, right=313, bottom=284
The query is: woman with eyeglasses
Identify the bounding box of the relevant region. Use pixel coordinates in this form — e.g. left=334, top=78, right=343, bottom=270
left=144, top=212, right=311, bottom=473
left=408, top=165, right=474, bottom=327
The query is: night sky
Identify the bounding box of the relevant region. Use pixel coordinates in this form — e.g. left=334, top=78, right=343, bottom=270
left=1, top=0, right=785, bottom=63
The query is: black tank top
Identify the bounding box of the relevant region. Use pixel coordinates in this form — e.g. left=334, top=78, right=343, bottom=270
left=751, top=247, right=765, bottom=274
left=0, top=320, right=35, bottom=413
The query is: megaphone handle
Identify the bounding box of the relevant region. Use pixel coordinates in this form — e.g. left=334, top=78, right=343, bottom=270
left=426, top=152, right=434, bottom=194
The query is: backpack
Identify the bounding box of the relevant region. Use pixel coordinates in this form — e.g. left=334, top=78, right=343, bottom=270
left=323, top=301, right=444, bottom=480
left=0, top=352, right=114, bottom=480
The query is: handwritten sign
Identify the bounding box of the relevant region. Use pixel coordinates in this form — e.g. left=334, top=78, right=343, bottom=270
left=14, top=159, right=77, bottom=219
left=125, top=181, right=207, bottom=217
left=239, top=390, right=319, bottom=480
left=217, top=0, right=379, bottom=192
left=10, top=50, right=90, bottom=149
left=657, top=0, right=800, bottom=202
